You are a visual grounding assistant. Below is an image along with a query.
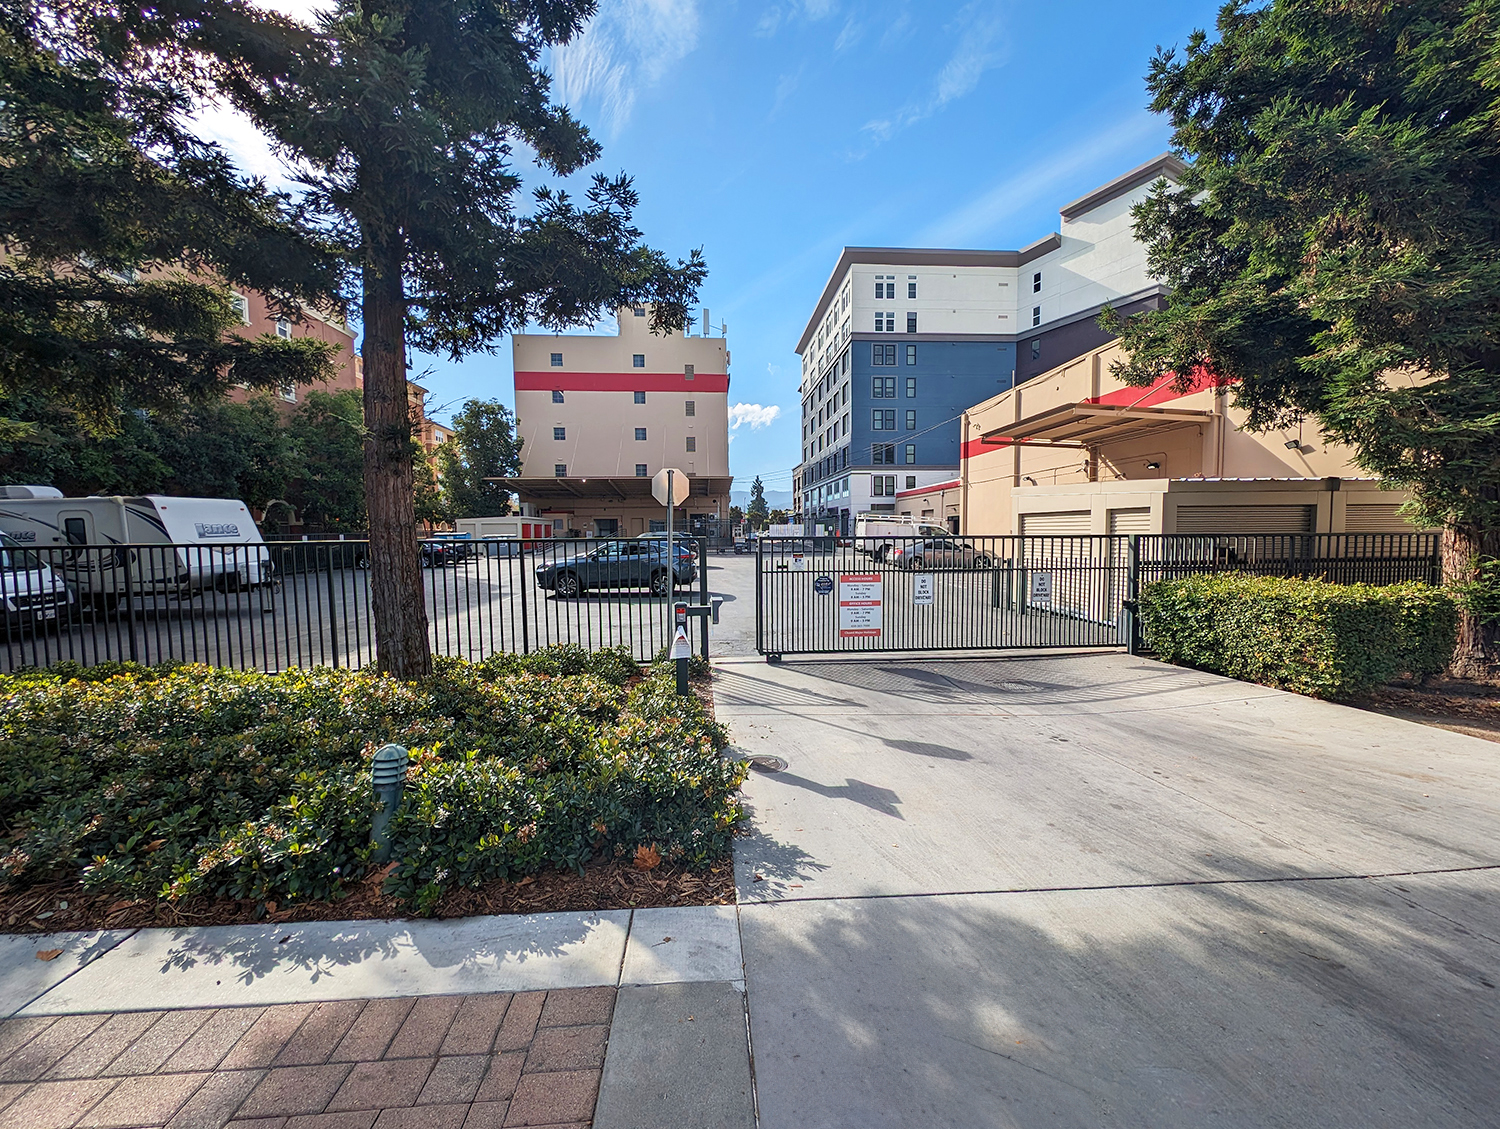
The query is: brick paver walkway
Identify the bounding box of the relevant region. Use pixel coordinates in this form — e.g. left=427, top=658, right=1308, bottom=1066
left=0, top=988, right=613, bottom=1129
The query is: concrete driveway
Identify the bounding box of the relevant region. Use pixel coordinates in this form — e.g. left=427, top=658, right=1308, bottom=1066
left=716, top=653, right=1500, bottom=1128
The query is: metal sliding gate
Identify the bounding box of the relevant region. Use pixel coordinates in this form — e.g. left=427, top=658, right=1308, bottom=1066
left=754, top=532, right=1442, bottom=659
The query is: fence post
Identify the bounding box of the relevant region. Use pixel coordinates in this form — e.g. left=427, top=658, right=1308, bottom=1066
left=755, top=538, right=764, bottom=655
left=326, top=552, right=341, bottom=668
left=698, top=536, right=710, bottom=658
left=122, top=547, right=139, bottom=664
left=517, top=541, right=531, bottom=655
left=1125, top=534, right=1141, bottom=656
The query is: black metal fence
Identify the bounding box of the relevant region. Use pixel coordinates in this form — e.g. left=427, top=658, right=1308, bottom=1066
left=755, top=532, right=1443, bottom=659
left=0, top=537, right=711, bottom=674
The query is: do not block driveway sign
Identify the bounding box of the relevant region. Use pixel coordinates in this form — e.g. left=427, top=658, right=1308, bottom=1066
left=838, top=573, right=883, bottom=638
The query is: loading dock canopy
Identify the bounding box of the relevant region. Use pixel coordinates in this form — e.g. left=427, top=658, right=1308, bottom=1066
left=487, top=476, right=732, bottom=501
left=984, top=403, right=1213, bottom=447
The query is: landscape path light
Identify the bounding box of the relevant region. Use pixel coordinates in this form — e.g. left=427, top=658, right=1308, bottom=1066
left=370, top=743, right=410, bottom=864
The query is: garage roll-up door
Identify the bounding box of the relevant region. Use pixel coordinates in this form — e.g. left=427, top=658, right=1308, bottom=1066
left=1107, top=508, right=1152, bottom=535
left=1344, top=504, right=1413, bottom=532
left=1174, top=504, right=1314, bottom=534
left=1020, top=511, right=1092, bottom=537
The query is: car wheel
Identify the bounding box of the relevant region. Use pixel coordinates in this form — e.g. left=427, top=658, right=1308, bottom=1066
left=873, top=545, right=887, bottom=562
left=649, top=570, right=670, bottom=597
left=554, top=571, right=581, bottom=599
left=973, top=554, right=992, bottom=569
left=909, top=556, right=927, bottom=571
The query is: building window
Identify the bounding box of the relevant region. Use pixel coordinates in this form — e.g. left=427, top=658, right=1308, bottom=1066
left=875, top=275, right=895, bottom=299
left=1032, top=306, right=1041, bottom=328
left=1033, top=271, right=1042, bottom=293
left=685, top=400, right=695, bottom=417
left=276, top=318, right=291, bottom=340
left=553, top=426, right=566, bottom=440
left=905, top=444, right=916, bottom=464
left=633, top=390, right=646, bottom=404
left=1031, top=339, right=1041, bottom=361
left=906, top=475, right=917, bottom=489
left=635, top=463, right=648, bottom=477
left=874, top=409, right=896, bottom=431
left=230, top=292, right=250, bottom=324
left=871, top=474, right=897, bottom=497
left=872, top=443, right=894, bottom=464
left=550, top=352, right=563, bottom=366
left=633, top=305, right=647, bottom=317
left=906, top=377, right=917, bottom=398
left=279, top=385, right=297, bottom=403
left=906, top=345, right=916, bottom=366
left=554, top=464, right=567, bottom=477
left=907, top=277, right=917, bottom=299
left=873, top=376, right=895, bottom=398
left=684, top=364, right=694, bottom=379
left=635, top=427, right=647, bottom=441
left=906, top=312, right=917, bottom=333
left=632, top=353, right=645, bottom=368
left=873, top=343, right=895, bottom=366
left=685, top=436, right=696, bottom=452
left=553, top=389, right=565, bottom=403
left=906, top=410, right=916, bottom=430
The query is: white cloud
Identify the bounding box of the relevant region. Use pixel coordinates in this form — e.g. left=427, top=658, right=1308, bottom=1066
left=916, top=111, right=1163, bottom=246
left=859, top=3, right=1006, bottom=150
left=729, top=403, right=782, bottom=430
left=551, top=0, right=700, bottom=136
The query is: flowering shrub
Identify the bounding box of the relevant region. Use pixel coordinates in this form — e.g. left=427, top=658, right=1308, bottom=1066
left=0, top=647, right=745, bottom=912
left=1138, top=574, right=1459, bottom=699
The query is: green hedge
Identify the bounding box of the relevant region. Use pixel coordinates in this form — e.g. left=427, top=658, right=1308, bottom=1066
left=1138, top=574, right=1458, bottom=699
left=0, top=646, right=745, bottom=913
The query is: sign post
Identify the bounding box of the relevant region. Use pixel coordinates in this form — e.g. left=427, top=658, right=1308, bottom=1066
left=652, top=467, right=691, bottom=655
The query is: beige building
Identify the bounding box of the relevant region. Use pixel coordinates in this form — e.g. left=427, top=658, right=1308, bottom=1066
left=507, top=307, right=732, bottom=536
left=900, top=339, right=1426, bottom=535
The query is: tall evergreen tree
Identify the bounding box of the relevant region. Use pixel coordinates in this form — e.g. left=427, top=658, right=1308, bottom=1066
left=0, top=5, right=342, bottom=427
left=747, top=476, right=769, bottom=530
left=1106, top=0, right=1500, bottom=674
left=134, top=0, right=707, bottom=678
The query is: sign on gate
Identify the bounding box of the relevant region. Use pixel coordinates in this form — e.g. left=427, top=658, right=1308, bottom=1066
left=1030, top=571, right=1053, bottom=607
left=813, top=575, right=834, bottom=596
left=912, top=573, right=934, bottom=605
left=838, top=573, right=883, bottom=637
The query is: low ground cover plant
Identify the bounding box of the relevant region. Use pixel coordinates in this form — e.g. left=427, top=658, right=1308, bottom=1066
left=0, top=646, right=745, bottom=915
left=1138, top=574, right=1459, bottom=700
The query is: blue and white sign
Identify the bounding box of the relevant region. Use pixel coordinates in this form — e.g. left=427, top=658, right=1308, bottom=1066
left=813, top=574, right=834, bottom=596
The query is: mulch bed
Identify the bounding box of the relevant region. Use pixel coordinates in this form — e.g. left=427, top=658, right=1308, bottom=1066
left=0, top=856, right=736, bottom=935
left=1355, top=677, right=1500, bottom=742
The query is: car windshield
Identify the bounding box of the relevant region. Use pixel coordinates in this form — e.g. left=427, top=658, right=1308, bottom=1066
left=0, top=535, right=44, bottom=572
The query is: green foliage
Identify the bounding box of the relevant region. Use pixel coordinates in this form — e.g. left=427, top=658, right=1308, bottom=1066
left=747, top=477, right=769, bottom=529
left=1138, top=574, right=1459, bottom=698
left=0, top=7, right=343, bottom=427
left=1455, top=557, right=1500, bottom=627
left=1105, top=0, right=1500, bottom=540
left=0, top=646, right=744, bottom=912
left=435, top=399, right=524, bottom=520
left=285, top=389, right=367, bottom=532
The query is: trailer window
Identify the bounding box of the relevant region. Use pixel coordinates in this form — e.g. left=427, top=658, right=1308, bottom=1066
left=63, top=518, right=87, bottom=546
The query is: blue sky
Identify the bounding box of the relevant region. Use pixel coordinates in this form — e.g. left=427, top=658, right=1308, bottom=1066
left=214, top=0, right=1224, bottom=498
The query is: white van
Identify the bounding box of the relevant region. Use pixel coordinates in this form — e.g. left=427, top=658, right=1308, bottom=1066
left=854, top=513, right=950, bottom=561
left=0, top=531, right=73, bottom=629
left=0, top=489, right=271, bottom=605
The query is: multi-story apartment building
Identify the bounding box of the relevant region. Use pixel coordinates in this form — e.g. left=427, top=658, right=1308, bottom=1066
left=507, top=307, right=732, bottom=536
left=793, top=154, right=1184, bottom=531
left=224, top=288, right=360, bottom=407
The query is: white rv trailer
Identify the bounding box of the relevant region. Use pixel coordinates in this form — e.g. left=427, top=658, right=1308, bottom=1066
left=0, top=489, right=271, bottom=604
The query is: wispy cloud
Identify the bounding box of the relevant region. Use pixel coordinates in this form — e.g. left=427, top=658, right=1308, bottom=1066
left=859, top=2, right=1006, bottom=150
left=916, top=111, right=1164, bottom=246
left=729, top=403, right=782, bottom=429
left=551, top=0, right=700, bottom=136
left=757, top=0, right=839, bottom=36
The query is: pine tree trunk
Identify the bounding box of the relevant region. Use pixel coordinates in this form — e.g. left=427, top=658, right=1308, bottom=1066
left=361, top=243, right=431, bottom=680
left=1441, top=524, right=1499, bottom=680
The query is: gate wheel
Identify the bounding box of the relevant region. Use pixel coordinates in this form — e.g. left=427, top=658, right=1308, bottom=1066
left=767, top=653, right=783, bottom=664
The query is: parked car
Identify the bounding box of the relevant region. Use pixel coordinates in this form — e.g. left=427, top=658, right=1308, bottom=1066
left=419, top=540, right=459, bottom=568
left=0, top=532, right=73, bottom=631
left=535, top=541, right=696, bottom=598
left=889, top=537, right=994, bottom=570
left=634, top=532, right=699, bottom=560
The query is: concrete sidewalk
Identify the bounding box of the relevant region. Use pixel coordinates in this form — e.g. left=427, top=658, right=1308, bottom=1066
left=0, top=906, right=754, bottom=1129
left=717, top=652, right=1500, bottom=1128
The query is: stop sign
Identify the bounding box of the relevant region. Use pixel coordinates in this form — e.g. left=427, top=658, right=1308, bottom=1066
left=652, top=467, right=690, bottom=507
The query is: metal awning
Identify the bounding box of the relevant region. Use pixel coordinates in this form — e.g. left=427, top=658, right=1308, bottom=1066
left=984, top=403, right=1213, bottom=447
left=486, top=476, right=733, bottom=502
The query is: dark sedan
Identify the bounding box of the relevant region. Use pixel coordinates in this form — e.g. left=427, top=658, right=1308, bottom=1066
left=535, top=541, right=697, bottom=598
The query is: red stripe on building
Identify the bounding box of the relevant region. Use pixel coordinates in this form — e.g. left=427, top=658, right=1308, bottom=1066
left=894, top=478, right=960, bottom=500
left=515, top=370, right=730, bottom=393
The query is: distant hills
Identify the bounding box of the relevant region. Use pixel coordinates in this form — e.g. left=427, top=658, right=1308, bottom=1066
left=730, top=487, right=793, bottom=510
